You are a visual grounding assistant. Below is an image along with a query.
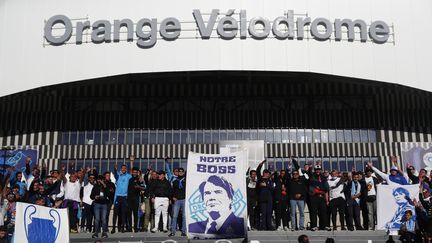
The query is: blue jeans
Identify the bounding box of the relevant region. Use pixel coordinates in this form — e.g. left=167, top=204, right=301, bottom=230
left=171, top=199, right=186, bottom=234
left=290, top=200, right=305, bottom=230
left=94, top=203, right=108, bottom=233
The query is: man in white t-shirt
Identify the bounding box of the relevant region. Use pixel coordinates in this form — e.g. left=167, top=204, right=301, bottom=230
left=327, top=170, right=347, bottom=230
left=59, top=168, right=83, bottom=233
left=361, top=165, right=380, bottom=230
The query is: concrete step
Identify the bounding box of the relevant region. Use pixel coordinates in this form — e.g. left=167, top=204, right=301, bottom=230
left=70, top=230, right=399, bottom=243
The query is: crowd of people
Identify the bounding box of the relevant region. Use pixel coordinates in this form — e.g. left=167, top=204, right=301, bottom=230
left=0, top=155, right=430, bottom=242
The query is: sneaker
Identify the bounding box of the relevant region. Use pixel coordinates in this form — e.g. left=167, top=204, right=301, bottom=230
left=181, top=232, right=187, bottom=236
left=311, top=227, right=318, bottom=231
left=92, top=233, right=98, bottom=238
left=277, top=226, right=283, bottom=231
left=326, top=227, right=332, bottom=231
left=283, top=226, right=288, bottom=231
left=102, top=232, right=108, bottom=238
left=333, top=226, right=337, bottom=231
left=168, top=233, right=175, bottom=237
left=291, top=228, right=296, bottom=232
left=163, top=229, right=169, bottom=233
left=70, top=229, right=78, bottom=233
left=110, top=229, right=116, bottom=234
left=151, top=228, right=157, bottom=233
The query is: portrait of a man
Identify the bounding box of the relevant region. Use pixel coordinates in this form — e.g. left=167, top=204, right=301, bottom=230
left=188, top=175, right=245, bottom=237
left=386, top=187, right=416, bottom=231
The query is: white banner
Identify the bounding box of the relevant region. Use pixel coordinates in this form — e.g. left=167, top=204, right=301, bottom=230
left=14, top=202, right=69, bottom=243
left=186, top=151, right=248, bottom=239
left=400, top=142, right=432, bottom=172
left=377, top=184, right=420, bottom=233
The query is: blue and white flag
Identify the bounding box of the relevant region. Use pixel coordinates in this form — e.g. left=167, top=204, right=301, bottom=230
left=15, top=202, right=69, bottom=243
left=377, top=184, right=420, bottom=234
left=186, top=151, right=248, bottom=239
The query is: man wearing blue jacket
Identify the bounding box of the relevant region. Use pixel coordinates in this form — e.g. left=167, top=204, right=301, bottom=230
left=112, top=155, right=133, bottom=233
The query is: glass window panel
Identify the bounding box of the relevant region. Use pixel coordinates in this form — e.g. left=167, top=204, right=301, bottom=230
left=173, top=161, right=180, bottom=170
left=297, top=129, right=305, bottom=143
left=157, top=131, right=165, bottom=144
left=321, top=130, right=328, bottom=143
left=360, top=130, right=369, bottom=142
left=165, top=131, right=173, bottom=144
left=289, top=129, right=297, bottom=143
left=275, top=161, right=283, bottom=170
left=322, top=157, right=330, bottom=171
left=242, top=130, right=250, bottom=140
left=126, top=131, right=134, bottom=144
left=235, top=130, right=243, bottom=140
left=78, top=131, right=86, bottom=145
left=94, top=131, right=101, bottom=145
left=282, top=129, right=289, bottom=143
left=347, top=158, right=354, bottom=172
left=258, top=129, right=265, bottom=140
left=102, top=131, right=110, bottom=145
left=329, top=130, right=336, bottom=143
left=298, top=158, right=306, bottom=168
left=338, top=157, right=347, bottom=172
left=219, top=130, right=228, bottom=141
left=313, top=129, right=321, bottom=143
left=352, top=130, right=360, bottom=143
left=149, top=131, right=157, bottom=144
left=250, top=130, right=258, bottom=140
left=204, top=130, right=212, bottom=144
left=331, top=158, right=339, bottom=171
left=355, top=157, right=363, bottom=172
left=180, top=131, right=188, bottom=144
left=109, top=130, right=118, bottom=144
left=196, top=131, right=204, bottom=144
left=133, top=130, right=141, bottom=144
left=84, top=131, right=94, bottom=145
left=62, top=132, right=70, bottom=145
left=100, top=160, right=109, bottom=174
left=266, top=129, right=274, bottom=143
left=336, top=130, right=344, bottom=143
left=371, top=157, right=381, bottom=170
left=227, top=130, right=235, bottom=140
left=189, top=130, right=197, bottom=144
left=69, top=132, right=78, bottom=145
left=212, top=130, right=219, bottom=144
left=117, top=130, right=125, bottom=145
left=173, top=131, right=180, bottom=144
left=344, top=130, right=353, bottom=143
left=305, top=130, right=312, bottom=143
left=148, top=160, right=157, bottom=171
left=142, top=130, right=149, bottom=144
left=369, top=130, right=377, bottom=142
left=274, top=129, right=282, bottom=143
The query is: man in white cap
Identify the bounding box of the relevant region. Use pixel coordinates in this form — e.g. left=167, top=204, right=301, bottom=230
left=367, top=158, right=408, bottom=185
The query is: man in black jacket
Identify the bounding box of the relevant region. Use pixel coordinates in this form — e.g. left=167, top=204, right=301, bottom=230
left=290, top=158, right=308, bottom=231
left=127, top=168, right=145, bottom=232
left=91, top=175, right=111, bottom=239
left=246, top=168, right=258, bottom=230
left=308, top=162, right=330, bottom=231
left=150, top=170, right=172, bottom=233
left=169, top=168, right=186, bottom=237
left=256, top=160, right=274, bottom=230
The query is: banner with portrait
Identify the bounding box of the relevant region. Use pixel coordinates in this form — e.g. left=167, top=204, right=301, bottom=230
left=15, top=202, right=69, bottom=243
left=400, top=142, right=432, bottom=172
left=376, top=184, right=420, bottom=234
left=185, top=151, right=248, bottom=239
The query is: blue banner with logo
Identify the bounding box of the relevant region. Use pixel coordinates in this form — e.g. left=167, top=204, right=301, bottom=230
left=0, top=147, right=38, bottom=173
left=185, top=151, right=247, bottom=239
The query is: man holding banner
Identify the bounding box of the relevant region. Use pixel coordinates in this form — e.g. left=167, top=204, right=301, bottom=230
left=186, top=151, right=247, bottom=239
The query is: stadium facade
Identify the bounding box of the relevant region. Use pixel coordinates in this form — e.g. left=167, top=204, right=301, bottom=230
left=1, top=0, right=432, bottom=173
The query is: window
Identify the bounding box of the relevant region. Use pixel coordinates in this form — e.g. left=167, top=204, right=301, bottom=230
left=336, top=130, right=344, bottom=143
left=102, top=131, right=110, bottom=145
left=70, top=132, right=78, bottom=145
left=126, top=130, right=134, bottom=144
left=94, top=131, right=102, bottom=145
left=133, top=130, right=142, bottom=144
left=320, top=130, right=328, bottom=143
left=117, top=130, right=125, bottom=144
left=142, top=130, right=149, bottom=144
left=211, top=130, right=219, bottom=144
left=149, top=131, right=157, bottom=144
left=250, top=130, right=258, bottom=140
left=352, top=130, right=360, bottom=142
left=157, top=130, right=165, bottom=144
left=62, top=132, right=70, bottom=145
left=369, top=130, right=377, bottom=142
left=196, top=131, right=203, bottom=144
left=331, top=158, right=339, bottom=171
left=274, top=129, right=282, bottom=143
left=173, top=131, right=180, bottom=144
left=78, top=131, right=86, bottom=144
left=289, top=129, right=297, bottom=143
left=109, top=130, right=118, bottom=144
left=235, top=130, right=243, bottom=140
left=266, top=129, right=274, bottom=143
left=305, top=129, right=312, bottom=143
left=204, top=130, right=212, bottom=144
left=165, top=131, right=173, bottom=144
left=297, top=129, right=305, bottom=143
left=258, top=129, right=265, bottom=141
left=282, top=129, right=289, bottom=143
left=344, top=130, right=353, bottom=143
left=328, top=130, right=336, bottom=143
left=227, top=130, right=235, bottom=140
left=338, top=157, right=347, bottom=171
left=355, top=157, right=363, bottom=172
left=347, top=157, right=354, bottom=171
left=360, top=130, right=369, bottom=142
left=313, top=129, right=321, bottom=143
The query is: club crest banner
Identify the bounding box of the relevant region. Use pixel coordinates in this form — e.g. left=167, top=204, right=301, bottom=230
left=186, top=151, right=247, bottom=239
left=376, top=184, right=420, bottom=234
left=15, top=202, right=69, bottom=243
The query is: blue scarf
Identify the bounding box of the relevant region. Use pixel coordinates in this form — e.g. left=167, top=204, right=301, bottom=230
left=177, top=177, right=185, bottom=189
left=351, top=181, right=361, bottom=204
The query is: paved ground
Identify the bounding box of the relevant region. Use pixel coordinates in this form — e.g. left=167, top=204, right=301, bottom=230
left=70, top=230, right=395, bottom=243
